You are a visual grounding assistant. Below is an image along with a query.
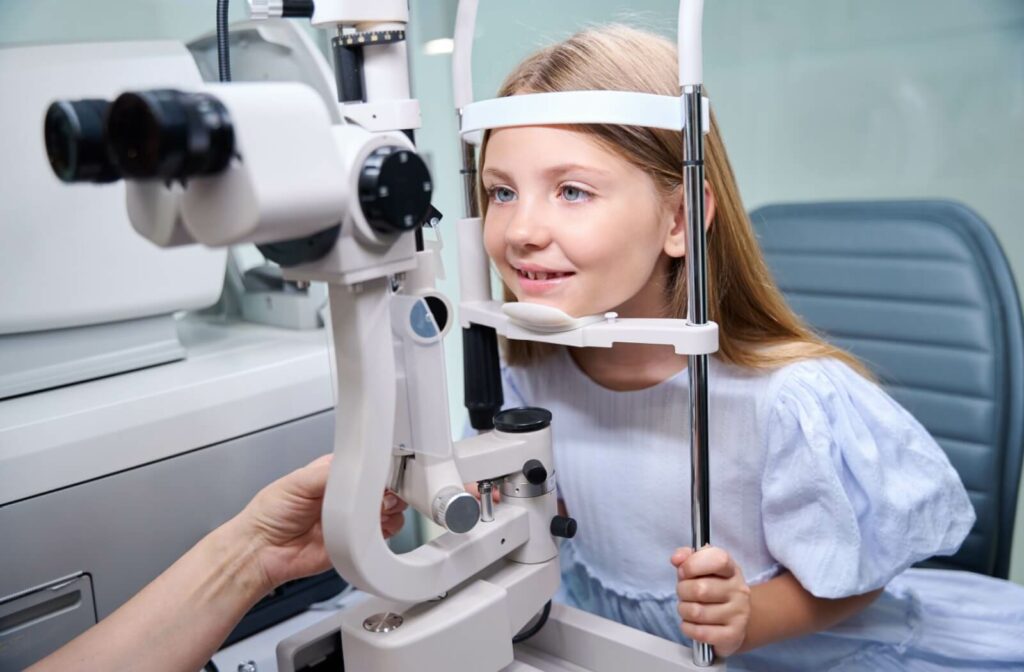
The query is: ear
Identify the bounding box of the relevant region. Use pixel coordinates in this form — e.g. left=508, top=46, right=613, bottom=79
left=663, top=180, right=717, bottom=258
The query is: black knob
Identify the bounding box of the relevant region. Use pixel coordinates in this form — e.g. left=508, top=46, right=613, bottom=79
left=523, top=459, right=547, bottom=485
left=550, top=516, right=577, bottom=539
left=493, top=407, right=552, bottom=433
left=358, top=146, right=432, bottom=234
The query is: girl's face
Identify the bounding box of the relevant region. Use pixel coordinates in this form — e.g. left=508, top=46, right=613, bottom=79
left=482, top=126, right=685, bottom=318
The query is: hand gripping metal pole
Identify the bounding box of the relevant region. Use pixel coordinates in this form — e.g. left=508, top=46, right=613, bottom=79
left=680, top=0, right=712, bottom=663
left=683, top=83, right=713, bottom=668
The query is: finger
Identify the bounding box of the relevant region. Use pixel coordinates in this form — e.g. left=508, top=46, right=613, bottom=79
left=677, top=600, right=740, bottom=626
left=307, top=453, right=334, bottom=469
left=677, top=577, right=733, bottom=604
left=381, top=490, right=408, bottom=514
left=280, top=454, right=333, bottom=501
left=671, top=547, right=694, bottom=568
left=465, top=482, right=501, bottom=503
left=681, top=546, right=735, bottom=580
left=382, top=512, right=405, bottom=539
left=680, top=621, right=742, bottom=651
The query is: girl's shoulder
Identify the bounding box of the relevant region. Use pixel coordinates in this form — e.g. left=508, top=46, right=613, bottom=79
left=760, top=355, right=895, bottom=429
left=756, top=354, right=975, bottom=598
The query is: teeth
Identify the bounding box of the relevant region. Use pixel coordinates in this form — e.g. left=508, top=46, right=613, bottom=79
left=520, top=269, right=570, bottom=281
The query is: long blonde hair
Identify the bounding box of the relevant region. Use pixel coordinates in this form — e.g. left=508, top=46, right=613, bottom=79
left=481, top=25, right=867, bottom=376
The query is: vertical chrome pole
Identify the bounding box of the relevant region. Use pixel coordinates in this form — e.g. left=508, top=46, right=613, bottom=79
left=683, top=84, right=714, bottom=668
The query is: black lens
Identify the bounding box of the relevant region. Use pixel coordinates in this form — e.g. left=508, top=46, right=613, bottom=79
left=44, top=99, right=120, bottom=183
left=106, top=89, right=234, bottom=182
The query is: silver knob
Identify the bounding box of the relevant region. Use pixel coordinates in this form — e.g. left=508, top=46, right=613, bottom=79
left=479, top=480, right=494, bottom=523
left=246, top=0, right=283, bottom=20
left=432, top=486, right=480, bottom=534
left=363, top=611, right=404, bottom=633
left=237, top=661, right=258, bottom=672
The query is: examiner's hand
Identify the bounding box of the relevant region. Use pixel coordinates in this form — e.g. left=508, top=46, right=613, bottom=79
left=232, top=454, right=408, bottom=593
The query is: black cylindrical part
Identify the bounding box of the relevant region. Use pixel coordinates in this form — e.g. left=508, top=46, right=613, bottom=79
left=357, top=146, right=433, bottom=234
left=106, top=89, right=234, bottom=182
left=44, top=99, right=120, bottom=183
left=463, top=324, right=504, bottom=430
left=550, top=516, right=578, bottom=539
left=282, top=0, right=315, bottom=17
left=331, top=39, right=364, bottom=103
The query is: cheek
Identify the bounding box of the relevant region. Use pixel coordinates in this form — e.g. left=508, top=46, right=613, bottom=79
left=482, top=215, right=504, bottom=264
left=564, top=211, right=663, bottom=276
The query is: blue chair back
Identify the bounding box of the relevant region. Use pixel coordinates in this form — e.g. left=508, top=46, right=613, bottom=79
left=749, top=200, right=1024, bottom=578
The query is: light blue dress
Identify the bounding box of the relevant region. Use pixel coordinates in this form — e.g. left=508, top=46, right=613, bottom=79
left=495, top=348, right=1024, bottom=670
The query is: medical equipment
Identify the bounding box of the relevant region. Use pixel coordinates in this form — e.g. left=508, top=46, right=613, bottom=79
left=40, top=1, right=721, bottom=669
left=0, top=26, right=371, bottom=670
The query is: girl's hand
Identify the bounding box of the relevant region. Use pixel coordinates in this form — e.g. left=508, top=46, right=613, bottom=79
left=670, top=546, right=751, bottom=658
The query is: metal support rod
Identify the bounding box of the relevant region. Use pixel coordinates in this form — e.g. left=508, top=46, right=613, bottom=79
left=683, top=83, right=714, bottom=668
left=478, top=480, right=494, bottom=522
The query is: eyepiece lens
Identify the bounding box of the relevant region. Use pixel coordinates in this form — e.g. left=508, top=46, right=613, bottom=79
left=107, top=89, right=234, bottom=182
left=43, top=99, right=120, bottom=183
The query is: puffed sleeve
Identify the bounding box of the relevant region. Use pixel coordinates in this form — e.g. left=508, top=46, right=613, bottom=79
left=761, top=359, right=976, bottom=599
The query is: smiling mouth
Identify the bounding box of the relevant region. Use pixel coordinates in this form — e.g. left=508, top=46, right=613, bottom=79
left=516, top=269, right=575, bottom=281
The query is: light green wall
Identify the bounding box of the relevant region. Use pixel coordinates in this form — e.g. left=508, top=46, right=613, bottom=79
left=404, top=0, right=1024, bottom=584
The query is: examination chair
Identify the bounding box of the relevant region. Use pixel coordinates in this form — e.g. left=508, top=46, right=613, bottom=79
left=750, top=200, right=1024, bottom=579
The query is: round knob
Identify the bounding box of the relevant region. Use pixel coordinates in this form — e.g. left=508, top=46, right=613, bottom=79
left=550, top=515, right=578, bottom=539
left=362, top=611, right=404, bottom=633
left=523, top=459, right=548, bottom=486
left=493, top=407, right=552, bottom=433
left=358, top=146, right=432, bottom=234
left=431, top=486, right=480, bottom=534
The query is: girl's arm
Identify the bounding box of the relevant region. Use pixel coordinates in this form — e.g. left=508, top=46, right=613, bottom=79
left=673, top=546, right=882, bottom=657
left=742, top=570, right=882, bottom=653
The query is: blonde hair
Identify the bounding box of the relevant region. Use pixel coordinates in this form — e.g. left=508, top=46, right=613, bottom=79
left=480, top=25, right=869, bottom=376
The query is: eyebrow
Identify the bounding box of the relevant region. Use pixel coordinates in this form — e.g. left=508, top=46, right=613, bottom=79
left=481, top=163, right=612, bottom=182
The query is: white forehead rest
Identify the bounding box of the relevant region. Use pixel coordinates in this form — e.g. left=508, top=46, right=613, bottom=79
left=459, top=90, right=686, bottom=146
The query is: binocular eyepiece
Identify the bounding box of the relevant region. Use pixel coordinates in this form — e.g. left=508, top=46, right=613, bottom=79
left=44, top=89, right=235, bottom=184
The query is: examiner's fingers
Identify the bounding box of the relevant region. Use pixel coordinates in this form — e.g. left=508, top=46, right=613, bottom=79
left=382, top=512, right=405, bottom=539
left=274, top=454, right=333, bottom=501
left=381, top=490, right=407, bottom=514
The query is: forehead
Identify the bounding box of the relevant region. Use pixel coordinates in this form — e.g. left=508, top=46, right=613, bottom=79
left=482, top=125, right=633, bottom=177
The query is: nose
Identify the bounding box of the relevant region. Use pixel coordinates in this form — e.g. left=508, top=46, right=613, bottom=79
left=504, top=198, right=552, bottom=250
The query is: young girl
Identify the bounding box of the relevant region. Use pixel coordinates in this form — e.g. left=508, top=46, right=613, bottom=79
left=476, top=25, right=1024, bottom=670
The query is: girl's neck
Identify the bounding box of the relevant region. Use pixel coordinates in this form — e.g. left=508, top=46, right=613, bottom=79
left=569, top=342, right=687, bottom=391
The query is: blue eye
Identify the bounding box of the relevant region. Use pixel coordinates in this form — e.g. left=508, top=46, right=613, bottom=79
left=561, top=185, right=590, bottom=202
left=490, top=186, right=516, bottom=203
